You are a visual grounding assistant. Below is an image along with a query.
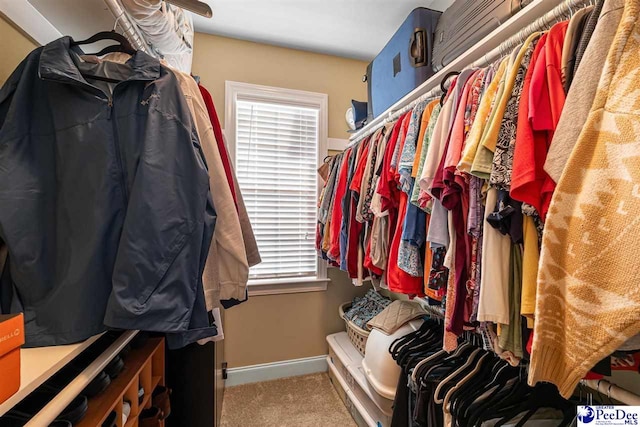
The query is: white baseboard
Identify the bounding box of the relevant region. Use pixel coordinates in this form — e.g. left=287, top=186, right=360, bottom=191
left=226, top=355, right=328, bottom=387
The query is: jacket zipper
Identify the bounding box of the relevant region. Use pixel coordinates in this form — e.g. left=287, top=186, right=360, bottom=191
left=107, top=96, right=129, bottom=203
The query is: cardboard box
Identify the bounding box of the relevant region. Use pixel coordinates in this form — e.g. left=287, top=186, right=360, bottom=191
left=0, top=313, right=24, bottom=404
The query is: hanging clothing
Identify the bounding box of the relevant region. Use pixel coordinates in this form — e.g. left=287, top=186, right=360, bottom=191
left=198, top=86, right=237, bottom=204
left=0, top=37, right=216, bottom=347
left=561, top=5, right=594, bottom=92
left=530, top=0, right=640, bottom=397
left=328, top=150, right=351, bottom=261
left=199, top=87, right=261, bottom=268
left=573, top=0, right=606, bottom=75
left=510, top=34, right=549, bottom=223
left=545, top=0, right=625, bottom=183
left=397, top=101, right=428, bottom=277
left=410, top=102, right=441, bottom=209
left=168, top=69, right=249, bottom=306
left=103, top=52, right=250, bottom=306
left=458, top=58, right=508, bottom=174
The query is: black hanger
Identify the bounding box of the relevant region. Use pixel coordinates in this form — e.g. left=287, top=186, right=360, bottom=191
left=439, top=71, right=460, bottom=106
left=71, top=31, right=137, bottom=84
left=491, top=382, right=574, bottom=427
left=71, top=31, right=136, bottom=56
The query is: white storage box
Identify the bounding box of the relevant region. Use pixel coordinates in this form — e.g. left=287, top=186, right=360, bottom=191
left=327, top=332, right=393, bottom=426
left=362, top=319, right=423, bottom=400
left=328, top=357, right=374, bottom=427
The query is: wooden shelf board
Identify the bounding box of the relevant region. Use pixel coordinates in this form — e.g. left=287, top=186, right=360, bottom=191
left=76, top=338, right=163, bottom=427
left=138, top=375, right=162, bottom=408
left=140, top=390, right=152, bottom=410
left=151, top=376, right=162, bottom=393
left=124, top=414, right=136, bottom=427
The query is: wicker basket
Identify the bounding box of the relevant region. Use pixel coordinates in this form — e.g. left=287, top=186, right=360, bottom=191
left=339, top=302, right=370, bottom=356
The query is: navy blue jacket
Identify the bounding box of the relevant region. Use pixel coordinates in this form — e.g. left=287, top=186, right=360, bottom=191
left=0, top=37, right=216, bottom=347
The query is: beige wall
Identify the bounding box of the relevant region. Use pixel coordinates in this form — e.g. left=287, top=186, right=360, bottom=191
left=223, top=268, right=367, bottom=368
left=192, top=33, right=369, bottom=368
left=0, top=16, right=37, bottom=84
left=192, top=32, right=368, bottom=139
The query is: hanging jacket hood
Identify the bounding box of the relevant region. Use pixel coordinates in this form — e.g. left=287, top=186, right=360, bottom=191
left=0, top=37, right=216, bottom=347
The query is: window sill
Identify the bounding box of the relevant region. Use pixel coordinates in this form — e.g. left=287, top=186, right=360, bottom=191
left=248, top=277, right=331, bottom=296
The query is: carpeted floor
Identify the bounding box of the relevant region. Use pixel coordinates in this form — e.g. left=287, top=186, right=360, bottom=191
left=220, top=373, right=357, bottom=427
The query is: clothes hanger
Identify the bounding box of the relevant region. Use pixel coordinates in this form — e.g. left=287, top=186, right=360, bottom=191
left=451, top=358, right=513, bottom=425
left=432, top=348, right=483, bottom=404
left=448, top=355, right=501, bottom=419
left=71, top=30, right=137, bottom=84
left=566, top=0, right=575, bottom=18
left=439, top=71, right=460, bottom=106
left=441, top=352, right=491, bottom=410
left=390, top=320, right=438, bottom=359
left=71, top=31, right=136, bottom=56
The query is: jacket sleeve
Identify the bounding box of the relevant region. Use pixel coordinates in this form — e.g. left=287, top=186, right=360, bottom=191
left=197, top=109, right=250, bottom=305
left=0, top=49, right=53, bottom=318
left=104, top=74, right=214, bottom=333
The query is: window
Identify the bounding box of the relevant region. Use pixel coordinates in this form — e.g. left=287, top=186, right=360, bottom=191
left=225, top=81, right=328, bottom=295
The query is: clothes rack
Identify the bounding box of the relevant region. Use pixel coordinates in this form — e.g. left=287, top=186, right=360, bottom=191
left=103, top=0, right=152, bottom=54
left=348, top=0, right=593, bottom=147
left=415, top=297, right=446, bottom=319
left=582, top=380, right=640, bottom=406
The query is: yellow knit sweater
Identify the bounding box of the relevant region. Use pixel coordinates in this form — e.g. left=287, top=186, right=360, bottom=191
left=529, top=0, right=640, bottom=398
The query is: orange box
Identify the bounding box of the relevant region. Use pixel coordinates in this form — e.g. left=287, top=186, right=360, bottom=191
left=0, top=313, right=24, bottom=404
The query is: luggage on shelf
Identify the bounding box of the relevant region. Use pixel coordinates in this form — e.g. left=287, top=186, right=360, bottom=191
left=365, top=7, right=441, bottom=120
left=431, top=0, right=533, bottom=72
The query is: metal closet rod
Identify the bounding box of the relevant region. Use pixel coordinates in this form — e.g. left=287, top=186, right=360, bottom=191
left=581, top=379, right=640, bottom=406
left=103, top=0, right=153, bottom=53
left=347, top=0, right=594, bottom=147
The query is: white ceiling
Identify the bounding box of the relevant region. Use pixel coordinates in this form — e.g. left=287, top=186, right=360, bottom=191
left=27, top=0, right=455, bottom=61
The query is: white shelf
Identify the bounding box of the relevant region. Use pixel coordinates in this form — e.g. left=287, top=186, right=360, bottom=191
left=349, top=0, right=575, bottom=143
left=0, top=330, right=139, bottom=424
left=0, top=334, right=103, bottom=417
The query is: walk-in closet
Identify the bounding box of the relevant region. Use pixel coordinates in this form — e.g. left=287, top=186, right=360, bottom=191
left=0, top=0, right=639, bottom=426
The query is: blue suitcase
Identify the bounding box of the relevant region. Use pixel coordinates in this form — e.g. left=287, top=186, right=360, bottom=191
left=365, top=8, right=441, bottom=120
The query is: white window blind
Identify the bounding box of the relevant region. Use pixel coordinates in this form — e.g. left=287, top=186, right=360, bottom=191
left=235, top=99, right=320, bottom=281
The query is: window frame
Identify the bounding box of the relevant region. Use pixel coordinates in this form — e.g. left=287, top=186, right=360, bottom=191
left=225, top=81, right=329, bottom=296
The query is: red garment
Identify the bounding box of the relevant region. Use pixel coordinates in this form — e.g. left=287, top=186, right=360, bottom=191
left=328, top=150, right=351, bottom=260
left=377, top=113, right=410, bottom=215
left=385, top=114, right=423, bottom=296
left=346, top=142, right=370, bottom=278
left=363, top=120, right=401, bottom=276
left=387, top=190, right=425, bottom=295
left=198, top=85, right=237, bottom=205
left=349, top=140, right=371, bottom=195
left=511, top=23, right=568, bottom=221
left=539, top=21, right=569, bottom=217
left=545, top=21, right=569, bottom=129
left=511, top=34, right=550, bottom=217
